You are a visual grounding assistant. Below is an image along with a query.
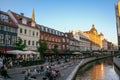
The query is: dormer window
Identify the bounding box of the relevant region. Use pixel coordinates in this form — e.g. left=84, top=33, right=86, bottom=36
left=0, top=14, right=9, bottom=22
left=22, top=18, right=27, bottom=24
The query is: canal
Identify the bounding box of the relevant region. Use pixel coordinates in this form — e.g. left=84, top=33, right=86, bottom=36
left=74, top=57, right=120, bottom=80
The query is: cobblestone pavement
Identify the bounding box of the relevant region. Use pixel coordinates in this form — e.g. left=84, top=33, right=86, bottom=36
left=6, top=59, right=82, bottom=80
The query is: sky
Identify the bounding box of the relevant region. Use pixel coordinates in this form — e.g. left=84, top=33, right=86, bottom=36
left=0, top=0, right=118, bottom=44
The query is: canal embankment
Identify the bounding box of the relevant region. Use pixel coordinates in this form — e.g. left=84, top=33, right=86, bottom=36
left=66, top=55, right=112, bottom=80
left=113, top=57, right=120, bottom=70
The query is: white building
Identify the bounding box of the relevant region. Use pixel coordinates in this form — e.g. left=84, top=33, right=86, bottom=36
left=8, top=9, right=40, bottom=50
left=71, top=30, right=91, bottom=51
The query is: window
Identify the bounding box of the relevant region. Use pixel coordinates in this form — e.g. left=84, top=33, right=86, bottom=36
left=6, top=26, right=9, bottom=31
left=41, top=35, right=43, bottom=40
left=41, top=27, right=44, bottom=31
left=0, top=14, right=9, bottom=22
left=0, top=34, right=3, bottom=43
left=36, top=41, right=38, bottom=46
left=45, top=36, right=47, bottom=40
left=5, top=34, right=10, bottom=45
left=32, top=41, right=34, bottom=45
left=49, top=29, right=51, bottom=33
left=36, top=32, right=38, bottom=37
left=28, top=40, right=30, bottom=45
left=46, top=28, right=48, bottom=32
left=52, top=38, right=54, bottom=41
left=49, top=37, right=51, bottom=41
left=4, top=26, right=6, bottom=31
left=10, top=27, right=13, bottom=32
left=29, top=30, right=31, bottom=36
left=14, top=28, right=17, bottom=33
left=22, top=18, right=27, bottom=24
left=62, top=38, right=65, bottom=42
left=32, top=31, right=35, bottom=36
left=20, top=28, right=22, bottom=34
left=12, top=28, right=16, bottom=33
left=24, top=29, right=27, bottom=34
left=11, top=36, right=16, bottom=45
left=24, top=40, right=26, bottom=45
left=8, top=27, right=11, bottom=32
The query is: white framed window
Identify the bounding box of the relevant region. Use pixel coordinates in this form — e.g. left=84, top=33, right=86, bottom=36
left=12, top=36, right=16, bottom=45
left=41, top=27, right=44, bottom=31
left=36, top=32, right=38, bottom=37
left=0, top=14, right=9, bottom=22
left=32, top=31, right=35, bottom=36
left=6, top=26, right=9, bottom=31
left=5, top=34, right=10, bottom=45
left=32, top=41, right=34, bottom=46
left=22, top=18, right=27, bottom=24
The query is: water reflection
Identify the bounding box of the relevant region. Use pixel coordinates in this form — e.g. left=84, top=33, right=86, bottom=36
left=75, top=57, right=120, bottom=80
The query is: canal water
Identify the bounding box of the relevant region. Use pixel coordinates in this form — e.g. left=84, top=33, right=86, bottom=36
left=74, top=57, right=120, bottom=80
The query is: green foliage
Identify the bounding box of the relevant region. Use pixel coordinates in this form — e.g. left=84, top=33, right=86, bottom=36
left=14, top=37, right=26, bottom=50
left=52, top=44, right=58, bottom=54
left=37, top=41, right=48, bottom=60
left=37, top=41, right=48, bottom=54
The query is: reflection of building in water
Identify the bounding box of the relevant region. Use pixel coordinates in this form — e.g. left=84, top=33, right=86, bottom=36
left=90, top=63, right=105, bottom=80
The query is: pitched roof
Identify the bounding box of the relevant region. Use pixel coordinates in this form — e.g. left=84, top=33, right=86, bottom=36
left=9, top=10, right=38, bottom=29
left=0, top=10, right=17, bottom=27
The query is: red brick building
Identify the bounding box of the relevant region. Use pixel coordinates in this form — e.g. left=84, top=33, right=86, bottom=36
left=38, top=25, right=68, bottom=54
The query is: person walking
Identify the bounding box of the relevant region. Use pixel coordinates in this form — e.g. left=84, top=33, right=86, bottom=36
left=0, top=64, right=11, bottom=79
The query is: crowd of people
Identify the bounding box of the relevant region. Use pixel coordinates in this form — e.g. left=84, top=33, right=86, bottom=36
left=24, top=65, right=61, bottom=80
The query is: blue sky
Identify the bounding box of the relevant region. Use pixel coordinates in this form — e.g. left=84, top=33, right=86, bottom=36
left=0, top=0, right=118, bottom=44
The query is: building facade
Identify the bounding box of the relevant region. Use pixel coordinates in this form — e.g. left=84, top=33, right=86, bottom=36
left=0, top=10, right=18, bottom=53
left=71, top=30, right=90, bottom=51
left=84, top=24, right=102, bottom=50
left=115, top=1, right=120, bottom=50
left=38, top=25, right=67, bottom=53
left=8, top=10, right=40, bottom=51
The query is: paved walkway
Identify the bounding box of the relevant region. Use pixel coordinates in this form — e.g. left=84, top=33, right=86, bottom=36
left=6, top=59, right=82, bottom=80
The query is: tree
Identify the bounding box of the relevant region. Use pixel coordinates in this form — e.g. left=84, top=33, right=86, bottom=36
left=52, top=44, right=59, bottom=61
left=15, top=37, right=26, bottom=50
left=37, top=41, right=48, bottom=61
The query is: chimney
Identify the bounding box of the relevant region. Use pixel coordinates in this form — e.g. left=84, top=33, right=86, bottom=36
left=20, top=13, right=24, bottom=16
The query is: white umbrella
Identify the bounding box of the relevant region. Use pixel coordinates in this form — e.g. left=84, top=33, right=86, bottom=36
left=6, top=50, right=24, bottom=55
left=23, top=51, right=37, bottom=60
left=23, top=50, right=37, bottom=54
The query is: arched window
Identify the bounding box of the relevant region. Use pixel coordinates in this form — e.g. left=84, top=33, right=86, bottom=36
left=24, top=29, right=27, bottom=34
left=28, top=40, right=30, bottom=45
left=20, top=28, right=22, bottom=34
left=36, top=32, right=38, bottom=36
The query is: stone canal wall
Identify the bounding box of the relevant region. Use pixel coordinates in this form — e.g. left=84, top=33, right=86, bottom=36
left=113, top=57, right=120, bottom=70
left=66, top=56, right=111, bottom=80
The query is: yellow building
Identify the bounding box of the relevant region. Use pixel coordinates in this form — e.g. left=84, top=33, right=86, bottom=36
left=115, top=0, right=120, bottom=50
left=84, top=24, right=104, bottom=48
